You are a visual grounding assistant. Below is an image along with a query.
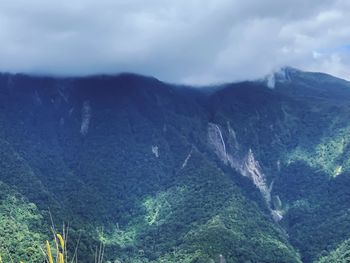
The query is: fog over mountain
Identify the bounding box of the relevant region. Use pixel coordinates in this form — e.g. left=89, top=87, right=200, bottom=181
left=2, top=1, right=350, bottom=263
left=1, top=0, right=350, bottom=84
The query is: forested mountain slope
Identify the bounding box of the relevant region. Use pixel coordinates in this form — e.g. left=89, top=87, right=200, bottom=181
left=1, top=68, right=350, bottom=262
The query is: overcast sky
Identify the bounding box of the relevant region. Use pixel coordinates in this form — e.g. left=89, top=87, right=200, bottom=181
left=1, top=0, right=350, bottom=84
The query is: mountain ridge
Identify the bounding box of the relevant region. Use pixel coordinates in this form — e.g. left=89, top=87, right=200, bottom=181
left=4, top=66, right=350, bottom=89
left=1, top=68, right=350, bottom=262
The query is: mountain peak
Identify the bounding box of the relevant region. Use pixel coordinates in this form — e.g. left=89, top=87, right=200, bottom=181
left=265, top=66, right=350, bottom=90
left=265, top=67, right=302, bottom=89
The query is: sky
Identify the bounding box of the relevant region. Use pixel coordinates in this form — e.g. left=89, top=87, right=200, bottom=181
left=1, top=0, right=350, bottom=85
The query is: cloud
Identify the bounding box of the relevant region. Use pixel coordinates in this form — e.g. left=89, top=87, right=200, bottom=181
left=0, top=0, right=350, bottom=84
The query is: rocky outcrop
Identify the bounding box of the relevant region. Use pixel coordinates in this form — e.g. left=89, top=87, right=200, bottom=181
left=152, top=145, right=159, bottom=158
left=80, top=100, right=91, bottom=136
left=208, top=123, right=228, bottom=164
left=181, top=148, right=193, bottom=169
left=208, top=122, right=282, bottom=221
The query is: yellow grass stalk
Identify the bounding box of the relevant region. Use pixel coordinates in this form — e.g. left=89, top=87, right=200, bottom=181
left=56, top=234, right=65, bottom=251
left=59, top=252, right=64, bottom=263
left=46, top=241, right=54, bottom=263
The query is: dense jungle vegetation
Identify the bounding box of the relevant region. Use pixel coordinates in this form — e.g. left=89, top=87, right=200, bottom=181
left=1, top=68, right=350, bottom=262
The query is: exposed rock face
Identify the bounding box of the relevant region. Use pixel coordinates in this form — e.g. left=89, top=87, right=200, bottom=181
left=181, top=148, right=193, bottom=169
left=271, top=209, right=283, bottom=221
left=208, top=123, right=228, bottom=164
left=80, top=100, right=91, bottom=136
left=152, top=145, right=159, bottom=158
left=208, top=123, right=282, bottom=221
left=241, top=149, right=271, bottom=203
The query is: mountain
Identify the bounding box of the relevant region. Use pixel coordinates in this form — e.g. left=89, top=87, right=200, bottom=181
left=1, top=68, right=350, bottom=262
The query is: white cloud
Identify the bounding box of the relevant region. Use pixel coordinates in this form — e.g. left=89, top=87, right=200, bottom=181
left=0, top=0, right=350, bottom=84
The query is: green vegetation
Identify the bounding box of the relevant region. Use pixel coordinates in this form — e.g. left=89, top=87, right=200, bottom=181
left=0, top=182, right=46, bottom=262
left=287, top=124, right=350, bottom=177
left=1, top=71, right=350, bottom=262
left=317, top=239, right=350, bottom=263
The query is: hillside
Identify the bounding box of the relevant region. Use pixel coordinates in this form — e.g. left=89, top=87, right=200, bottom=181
left=1, top=68, right=350, bottom=262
